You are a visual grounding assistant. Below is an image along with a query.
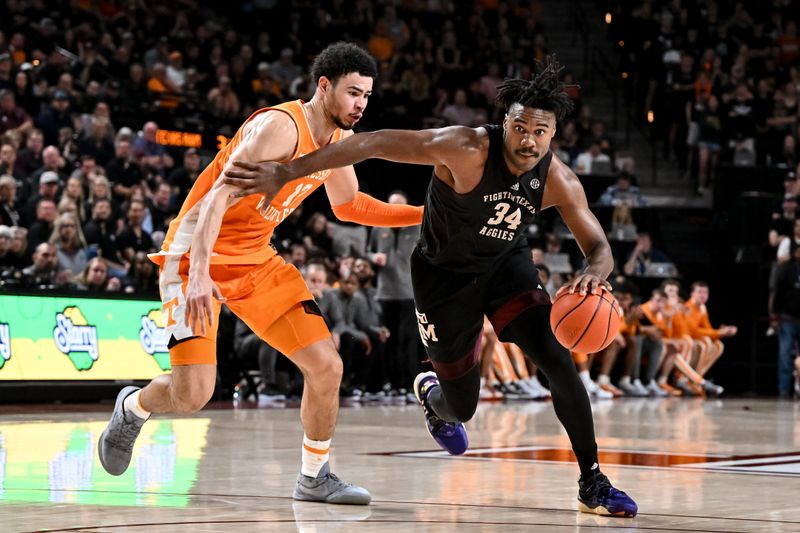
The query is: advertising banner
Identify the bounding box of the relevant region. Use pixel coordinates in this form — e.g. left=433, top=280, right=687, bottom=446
left=0, top=293, right=171, bottom=380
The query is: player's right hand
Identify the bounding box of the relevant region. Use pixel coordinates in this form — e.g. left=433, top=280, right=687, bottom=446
left=185, top=273, right=226, bottom=336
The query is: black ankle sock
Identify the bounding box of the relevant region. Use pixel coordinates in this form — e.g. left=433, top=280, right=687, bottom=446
left=575, top=447, right=600, bottom=480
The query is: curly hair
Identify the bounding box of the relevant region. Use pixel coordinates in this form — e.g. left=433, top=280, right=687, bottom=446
left=495, top=55, right=576, bottom=120
left=310, top=42, right=378, bottom=85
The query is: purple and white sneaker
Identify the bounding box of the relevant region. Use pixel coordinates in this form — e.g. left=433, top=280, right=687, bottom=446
left=413, top=372, right=469, bottom=455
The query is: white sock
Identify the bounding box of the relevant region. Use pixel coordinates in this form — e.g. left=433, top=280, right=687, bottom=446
left=579, top=370, right=591, bottom=383
left=124, top=389, right=151, bottom=419
left=619, top=375, right=631, bottom=386
left=480, top=377, right=486, bottom=388
left=301, top=435, right=331, bottom=478
left=597, top=374, right=610, bottom=386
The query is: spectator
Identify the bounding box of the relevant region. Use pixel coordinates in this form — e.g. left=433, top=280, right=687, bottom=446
left=14, top=129, right=43, bottom=179
left=0, top=142, right=18, bottom=179
left=8, top=226, right=28, bottom=268
left=303, top=212, right=334, bottom=260
left=116, top=199, right=153, bottom=262
left=573, top=142, right=612, bottom=175
left=0, top=225, right=13, bottom=268
left=0, top=89, right=32, bottom=137
left=74, top=257, right=121, bottom=292
left=21, top=242, right=61, bottom=290
left=122, top=251, right=158, bottom=294
left=207, top=76, right=241, bottom=120
left=63, top=176, right=88, bottom=222
left=49, top=212, right=88, bottom=277
left=34, top=91, right=72, bottom=147
left=623, top=232, right=676, bottom=277
left=0, top=175, right=21, bottom=227
left=366, top=190, right=421, bottom=393
left=598, top=173, right=647, bottom=207
left=87, top=174, right=120, bottom=221
left=132, top=121, right=174, bottom=176
left=149, top=182, right=176, bottom=234
left=77, top=117, right=115, bottom=167
left=769, top=245, right=800, bottom=397
left=83, top=198, right=125, bottom=269
left=777, top=218, right=800, bottom=263
left=441, top=89, right=478, bottom=127
left=24, top=171, right=60, bottom=224
left=106, top=139, right=144, bottom=202
left=32, top=145, right=67, bottom=190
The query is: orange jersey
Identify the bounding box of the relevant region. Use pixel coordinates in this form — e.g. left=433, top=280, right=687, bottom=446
left=640, top=301, right=668, bottom=336
left=151, top=100, right=344, bottom=267
left=684, top=300, right=720, bottom=340
left=665, top=301, right=690, bottom=338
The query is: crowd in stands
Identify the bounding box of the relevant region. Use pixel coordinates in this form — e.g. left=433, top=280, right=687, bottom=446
left=0, top=1, right=762, bottom=400
left=610, top=0, right=800, bottom=194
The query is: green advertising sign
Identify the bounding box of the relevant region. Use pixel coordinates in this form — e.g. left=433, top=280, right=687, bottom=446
left=0, top=293, right=172, bottom=380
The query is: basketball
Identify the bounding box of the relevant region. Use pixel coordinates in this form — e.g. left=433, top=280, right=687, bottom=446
left=550, top=290, right=622, bottom=353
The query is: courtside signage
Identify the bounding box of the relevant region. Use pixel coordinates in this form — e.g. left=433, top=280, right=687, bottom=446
left=0, top=294, right=171, bottom=380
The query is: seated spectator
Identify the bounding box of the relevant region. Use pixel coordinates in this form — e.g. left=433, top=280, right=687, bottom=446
left=330, top=272, right=376, bottom=397
left=122, top=251, right=158, bottom=294
left=303, top=212, right=334, bottom=259
left=24, top=170, right=61, bottom=224
left=8, top=226, right=28, bottom=268
left=0, top=175, right=21, bottom=227
left=168, top=148, right=201, bottom=205
left=87, top=174, right=120, bottom=222
left=0, top=142, right=18, bottom=179
left=77, top=117, right=115, bottom=167
left=50, top=212, right=88, bottom=277
left=623, top=232, right=676, bottom=277
left=117, top=199, right=154, bottom=262
left=107, top=139, right=144, bottom=203
left=0, top=89, right=32, bottom=137
left=441, top=89, right=478, bottom=127
left=30, top=145, right=68, bottom=189
left=608, top=204, right=639, bottom=242
left=13, top=129, right=43, bottom=179
left=573, top=142, right=612, bottom=175
left=21, top=242, right=62, bottom=290
left=26, top=197, right=57, bottom=254
left=777, top=218, right=800, bottom=263
left=83, top=198, right=125, bottom=269
left=73, top=257, right=121, bottom=291
left=132, top=121, right=174, bottom=176
left=598, top=172, right=647, bottom=207
left=0, top=225, right=13, bottom=268
left=63, top=177, right=88, bottom=222
left=207, top=76, right=241, bottom=120
left=35, top=91, right=72, bottom=147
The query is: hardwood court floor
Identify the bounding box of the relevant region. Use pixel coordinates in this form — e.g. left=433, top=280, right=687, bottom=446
left=1, top=397, right=799, bottom=532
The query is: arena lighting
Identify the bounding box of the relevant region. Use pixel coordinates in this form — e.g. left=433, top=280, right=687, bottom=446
left=618, top=40, right=625, bottom=47
left=605, top=13, right=612, bottom=24
left=621, top=72, right=629, bottom=79
left=647, top=110, right=655, bottom=123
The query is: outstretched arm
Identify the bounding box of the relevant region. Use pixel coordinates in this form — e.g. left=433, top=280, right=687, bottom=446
left=222, top=126, right=483, bottom=200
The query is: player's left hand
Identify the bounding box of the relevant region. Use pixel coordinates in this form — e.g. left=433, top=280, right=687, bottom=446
left=222, top=160, right=291, bottom=202
left=556, top=273, right=612, bottom=298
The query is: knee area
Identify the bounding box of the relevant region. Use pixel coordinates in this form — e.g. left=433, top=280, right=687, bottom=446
left=172, top=386, right=213, bottom=414
left=305, top=351, right=343, bottom=387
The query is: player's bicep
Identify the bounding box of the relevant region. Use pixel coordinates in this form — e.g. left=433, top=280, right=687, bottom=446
left=371, top=126, right=481, bottom=167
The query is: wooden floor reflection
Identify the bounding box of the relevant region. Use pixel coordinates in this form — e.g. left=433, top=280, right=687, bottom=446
left=1, top=397, right=799, bottom=532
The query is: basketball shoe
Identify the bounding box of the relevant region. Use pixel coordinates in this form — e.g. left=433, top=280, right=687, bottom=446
left=293, top=462, right=371, bottom=505
left=578, top=471, right=638, bottom=517
left=98, top=386, right=148, bottom=475
left=413, top=372, right=469, bottom=455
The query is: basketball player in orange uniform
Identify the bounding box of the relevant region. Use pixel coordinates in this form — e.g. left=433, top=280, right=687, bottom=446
left=97, top=43, right=422, bottom=505
left=684, top=281, right=736, bottom=394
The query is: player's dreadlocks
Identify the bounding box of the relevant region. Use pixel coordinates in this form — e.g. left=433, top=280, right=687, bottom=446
left=495, top=55, right=576, bottom=120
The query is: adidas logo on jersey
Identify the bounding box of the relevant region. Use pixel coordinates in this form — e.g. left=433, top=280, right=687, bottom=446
left=510, top=182, right=519, bottom=191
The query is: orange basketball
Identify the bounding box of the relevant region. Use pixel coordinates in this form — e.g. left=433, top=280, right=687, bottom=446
left=550, top=290, right=622, bottom=353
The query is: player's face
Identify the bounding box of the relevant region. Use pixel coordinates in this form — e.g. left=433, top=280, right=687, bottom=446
left=691, top=286, right=709, bottom=304
left=502, top=104, right=556, bottom=174
left=664, top=284, right=679, bottom=300
left=323, top=73, right=373, bottom=130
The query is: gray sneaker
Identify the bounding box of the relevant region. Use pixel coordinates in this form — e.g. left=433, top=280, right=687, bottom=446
left=97, top=386, right=149, bottom=476
left=293, top=462, right=371, bottom=505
